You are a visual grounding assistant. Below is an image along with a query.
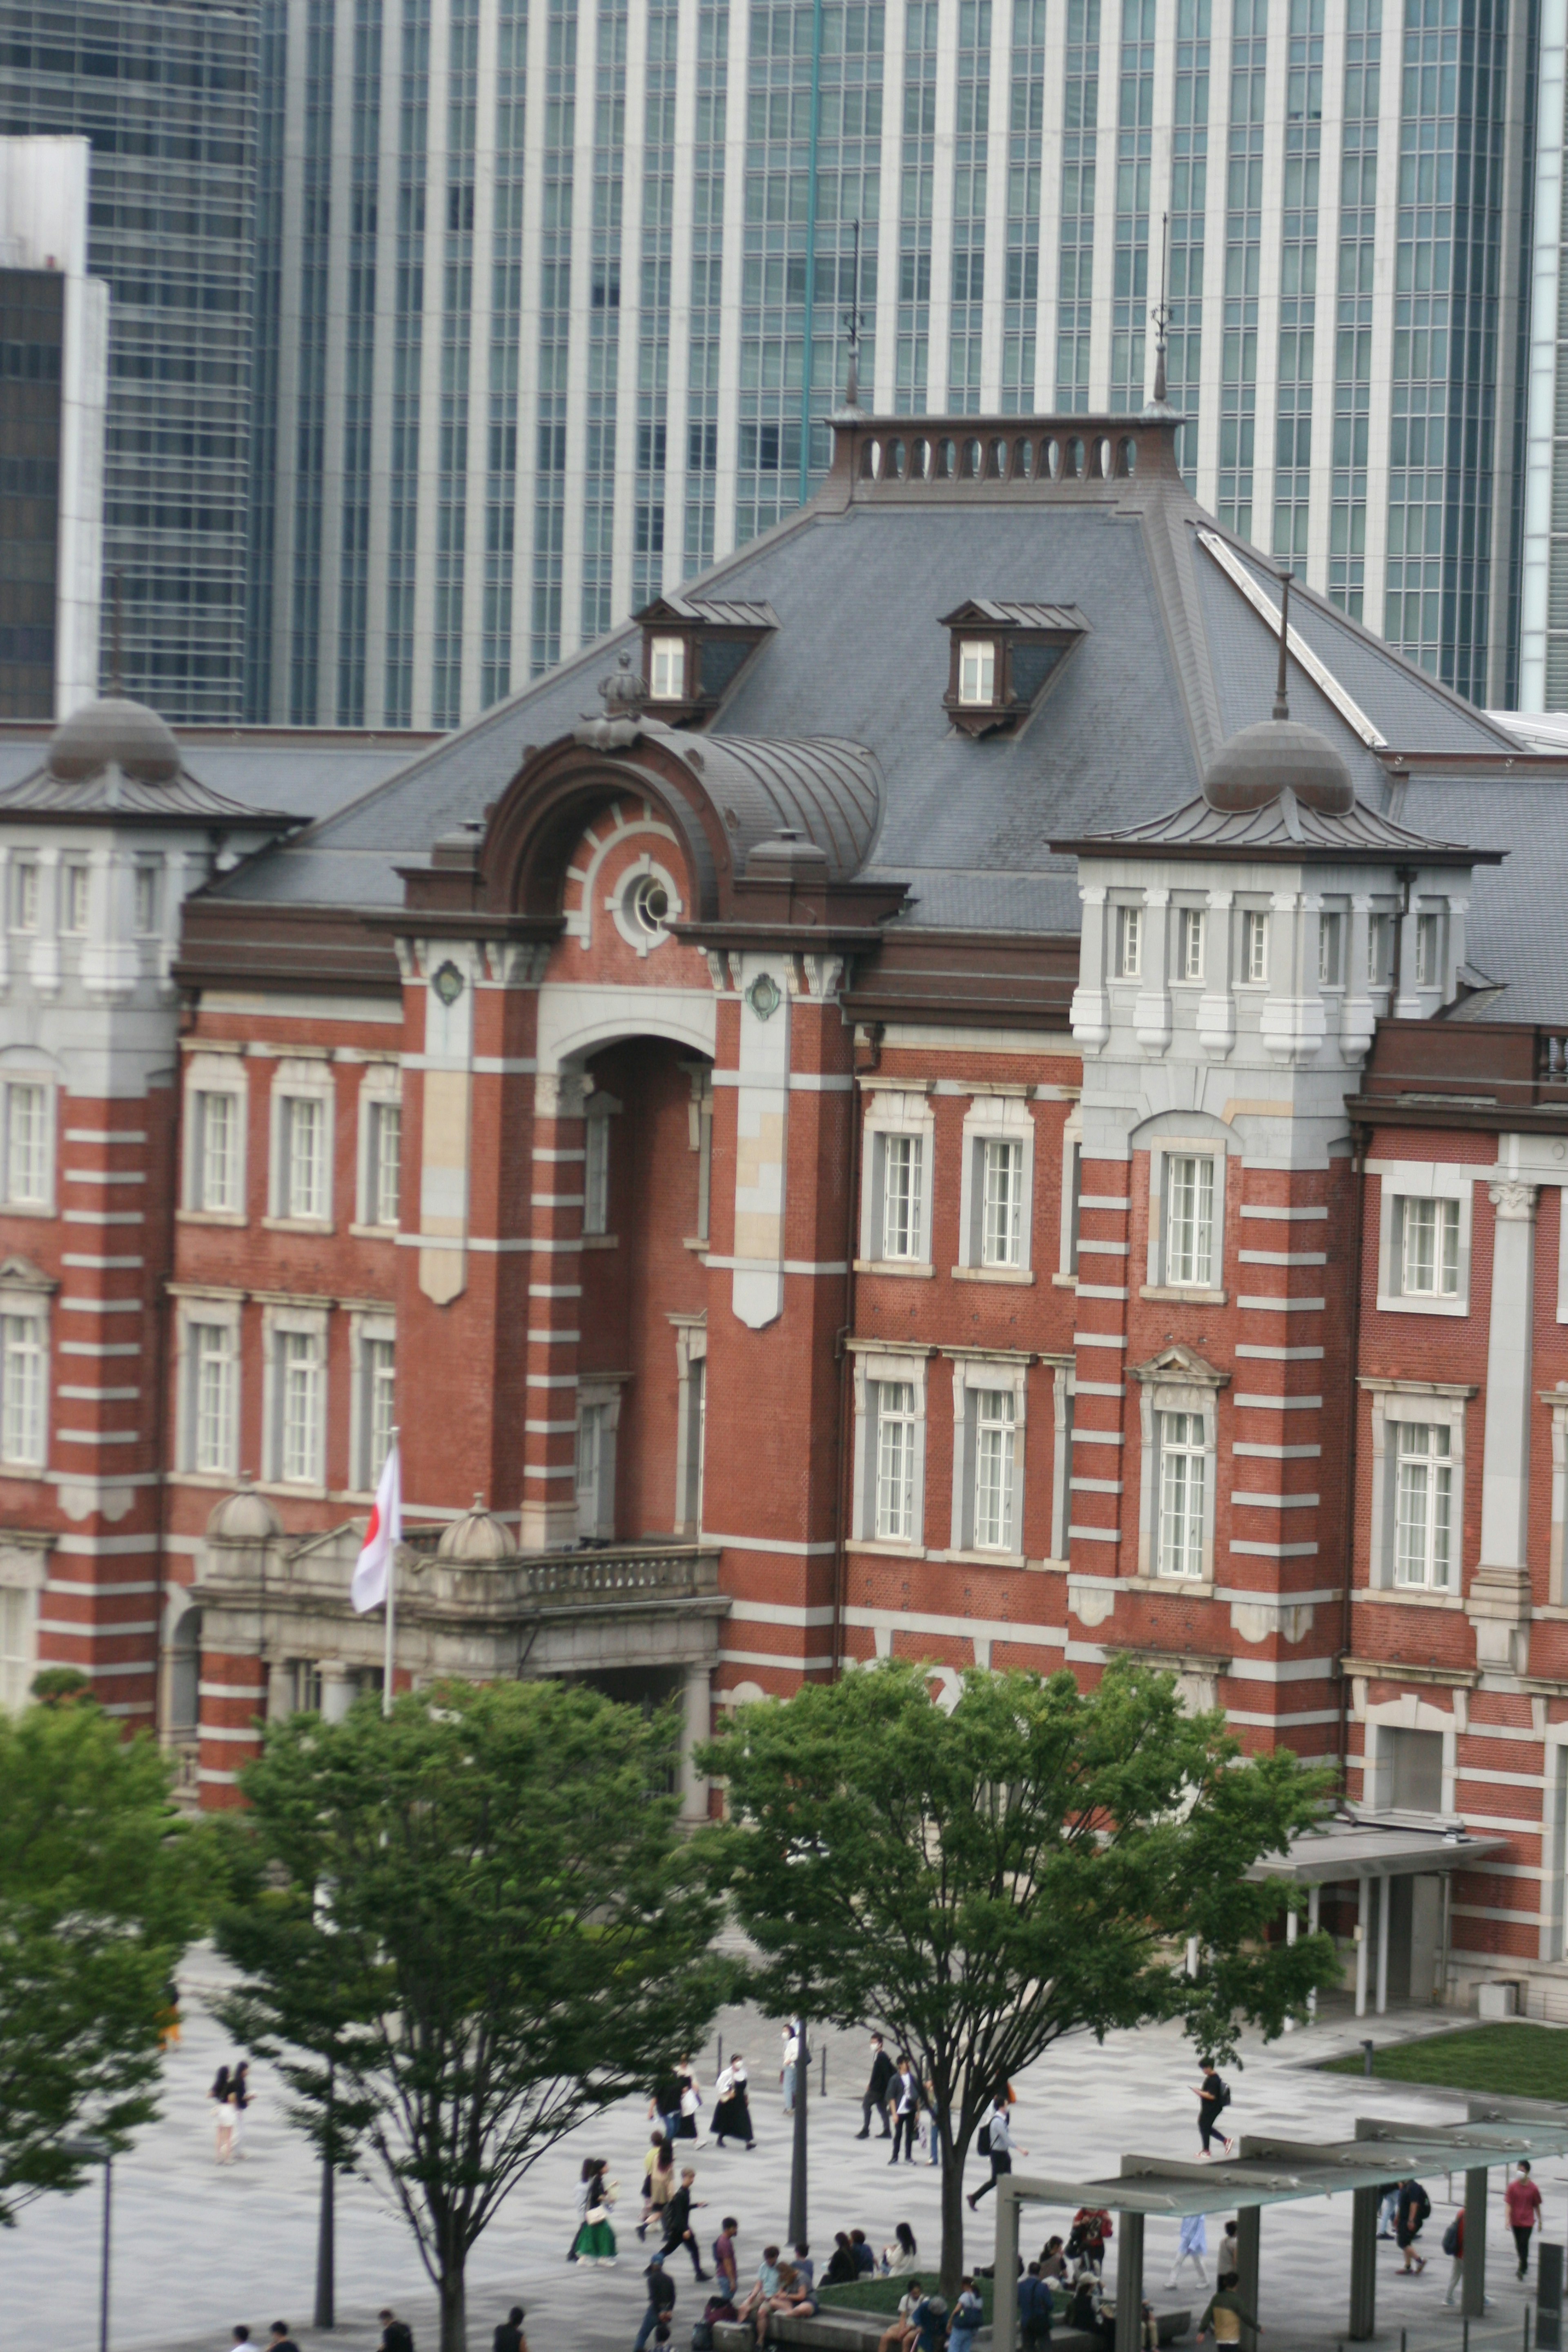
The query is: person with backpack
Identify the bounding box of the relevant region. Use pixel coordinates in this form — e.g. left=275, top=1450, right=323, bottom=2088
left=949, top=2277, right=985, bottom=2352
left=1070, top=2208, right=1113, bottom=2277
left=1019, top=2261, right=1056, bottom=2352
left=1508, top=2160, right=1544, bottom=2278
left=967, top=2092, right=1027, bottom=2208
left=634, top=2253, right=677, bottom=2352
left=1193, top=2064, right=1234, bottom=2159
left=1395, top=2178, right=1430, bottom=2274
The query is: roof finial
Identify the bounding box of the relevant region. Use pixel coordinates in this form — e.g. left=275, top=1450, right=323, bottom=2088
left=843, top=218, right=865, bottom=413
left=1273, top=568, right=1293, bottom=723
left=1150, top=211, right=1171, bottom=408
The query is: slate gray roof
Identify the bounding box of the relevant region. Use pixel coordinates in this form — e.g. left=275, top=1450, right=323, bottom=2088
left=198, top=418, right=1568, bottom=1016
left=0, top=726, right=429, bottom=829
left=1058, top=779, right=1486, bottom=862
left=0, top=758, right=294, bottom=825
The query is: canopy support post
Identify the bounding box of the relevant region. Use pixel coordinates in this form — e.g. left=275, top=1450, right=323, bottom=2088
left=1237, top=2205, right=1261, bottom=2319
left=1115, top=2211, right=1146, bottom=2352
left=1350, top=2185, right=1378, bottom=2340
left=1463, top=2167, right=1489, bottom=2319
left=993, top=2176, right=1020, bottom=2352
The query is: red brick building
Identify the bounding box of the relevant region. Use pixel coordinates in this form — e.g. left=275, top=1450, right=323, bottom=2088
left=4, top=409, right=1567, bottom=2013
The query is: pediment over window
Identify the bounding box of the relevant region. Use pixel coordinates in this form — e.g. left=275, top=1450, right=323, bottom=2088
left=938, top=599, right=1087, bottom=736
left=0, top=1254, right=58, bottom=1297
left=1131, top=1342, right=1229, bottom=1388
left=635, top=594, right=779, bottom=725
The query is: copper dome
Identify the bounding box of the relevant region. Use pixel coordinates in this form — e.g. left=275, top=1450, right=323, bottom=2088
left=48, top=695, right=181, bottom=786
left=1202, top=717, right=1356, bottom=817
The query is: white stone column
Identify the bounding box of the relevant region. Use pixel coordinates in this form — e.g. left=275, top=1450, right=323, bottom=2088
left=1197, top=886, right=1235, bottom=1055
left=1133, top=885, right=1172, bottom=1052
left=29, top=845, right=60, bottom=998
left=1470, top=1180, right=1540, bottom=1675
left=1395, top=891, right=1424, bottom=1019
left=679, top=1662, right=713, bottom=1823
left=1071, top=884, right=1111, bottom=1052
left=1342, top=893, right=1376, bottom=1059
left=321, top=1663, right=354, bottom=1724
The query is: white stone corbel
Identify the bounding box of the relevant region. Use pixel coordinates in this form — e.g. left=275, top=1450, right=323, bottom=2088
left=1132, top=885, right=1173, bottom=1053
left=1070, top=885, right=1111, bottom=1054
left=1196, top=886, right=1235, bottom=1056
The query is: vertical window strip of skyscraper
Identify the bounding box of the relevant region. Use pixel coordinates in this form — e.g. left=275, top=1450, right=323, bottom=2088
left=1544, top=171, right=1568, bottom=704
left=1167, top=0, right=1209, bottom=481
left=808, top=13, right=882, bottom=469
left=1111, top=0, right=1154, bottom=411
left=635, top=0, right=679, bottom=608
left=1386, top=0, right=1507, bottom=696
left=433, top=0, right=478, bottom=726
left=582, top=0, right=626, bottom=644
left=947, top=0, right=991, bottom=408
left=1000, top=0, right=1045, bottom=413
left=482, top=0, right=527, bottom=707
left=1217, top=0, right=1263, bottom=535
left=896, top=0, right=937, bottom=413
left=289, top=0, right=335, bottom=725
left=532, top=1, right=577, bottom=674
left=684, top=4, right=729, bottom=574
left=1272, top=0, right=1322, bottom=567
left=1056, top=0, right=1100, bottom=409
left=338, top=0, right=382, bottom=725
left=247, top=0, right=287, bottom=720
left=387, top=0, right=431, bottom=725
left=1329, top=0, right=1378, bottom=618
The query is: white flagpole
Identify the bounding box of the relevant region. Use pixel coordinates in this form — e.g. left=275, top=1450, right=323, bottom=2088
left=382, top=1425, right=399, bottom=1716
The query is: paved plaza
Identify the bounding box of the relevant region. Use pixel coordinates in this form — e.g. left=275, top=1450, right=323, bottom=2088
left=2, top=1946, right=1563, bottom=2352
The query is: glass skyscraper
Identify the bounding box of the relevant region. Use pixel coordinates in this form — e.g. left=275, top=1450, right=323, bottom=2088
left=0, top=3, right=259, bottom=722
left=243, top=0, right=1537, bottom=727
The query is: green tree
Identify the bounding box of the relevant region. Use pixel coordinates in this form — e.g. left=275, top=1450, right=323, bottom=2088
left=216, top=1679, right=731, bottom=2352
left=697, top=1656, right=1339, bottom=2295
left=0, top=1695, right=205, bottom=2223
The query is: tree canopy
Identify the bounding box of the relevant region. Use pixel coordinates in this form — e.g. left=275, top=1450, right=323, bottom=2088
left=0, top=1693, right=205, bottom=2223
left=697, top=1655, right=1340, bottom=2292
left=216, top=1678, right=732, bottom=2352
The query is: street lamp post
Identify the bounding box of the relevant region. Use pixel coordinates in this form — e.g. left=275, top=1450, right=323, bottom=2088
left=787, top=2019, right=809, bottom=2249
left=314, top=2060, right=336, bottom=2329
left=65, top=2138, right=112, bottom=2352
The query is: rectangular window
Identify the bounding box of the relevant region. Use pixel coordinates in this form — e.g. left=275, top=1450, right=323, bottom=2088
left=1165, top=1154, right=1216, bottom=1288
left=282, top=1096, right=325, bottom=1220
left=366, top=1336, right=396, bottom=1478
left=1116, top=904, right=1142, bottom=978
left=1319, top=911, right=1342, bottom=984
left=981, top=1136, right=1024, bottom=1267
left=973, top=1388, right=1016, bottom=1549
left=62, top=865, right=89, bottom=932
left=577, top=1399, right=608, bottom=1531
left=1368, top=913, right=1392, bottom=984
left=13, top=862, right=38, bottom=931
left=192, top=1323, right=237, bottom=1475
left=0, top=1581, right=36, bottom=1711
left=1399, top=1196, right=1460, bottom=1298
left=196, top=1091, right=238, bottom=1213
left=649, top=634, right=686, bottom=698
left=881, top=1134, right=924, bottom=1260
left=1388, top=1724, right=1445, bottom=1811
left=1, top=1314, right=44, bottom=1466
left=958, top=637, right=996, bottom=704
left=280, top=1330, right=323, bottom=1483
left=1242, top=909, right=1269, bottom=982
left=134, top=862, right=161, bottom=935
left=1415, top=911, right=1440, bottom=987
left=293, top=1658, right=323, bottom=1714
left=584, top=1114, right=610, bottom=1235
left=367, top=1101, right=401, bottom=1227
left=1178, top=907, right=1205, bottom=980
left=874, top=1380, right=918, bottom=1538
left=1394, top=1421, right=1452, bottom=1589
left=1157, top=1410, right=1206, bottom=1577
left=5, top=1084, right=49, bottom=1205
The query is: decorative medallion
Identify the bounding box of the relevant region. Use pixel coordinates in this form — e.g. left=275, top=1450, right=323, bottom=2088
left=746, top=971, right=782, bottom=1021
left=431, top=960, right=466, bottom=1007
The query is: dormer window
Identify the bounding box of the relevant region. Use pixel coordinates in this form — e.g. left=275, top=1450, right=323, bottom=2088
left=636, top=592, right=777, bottom=724
left=940, top=599, right=1087, bottom=735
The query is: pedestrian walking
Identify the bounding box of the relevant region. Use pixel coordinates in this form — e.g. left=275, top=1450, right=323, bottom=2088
left=379, top=2312, right=416, bottom=2352
left=648, top=2067, right=683, bottom=2143
left=1020, top=2261, right=1056, bottom=2351
left=633, top=2254, right=676, bottom=2352
left=1168, top=2213, right=1209, bottom=2290
left=858, top=2034, right=896, bottom=2140
left=891, top=2056, right=920, bottom=2164
left=214, top=2083, right=238, bottom=2166
left=158, top=1978, right=181, bottom=2054
left=1508, top=2161, right=1544, bottom=2278
left=781, top=2025, right=800, bottom=2115
left=1219, top=2221, right=1239, bottom=2277
left=231, top=2060, right=252, bottom=2158
left=919, top=2065, right=942, bottom=2166
left=267, top=2327, right=300, bottom=2352
left=713, top=2216, right=740, bottom=2299
left=949, top=2277, right=985, bottom=2352
left=675, top=2057, right=702, bottom=2142
left=1376, top=2183, right=1399, bottom=2240
left=1193, top=2063, right=1234, bottom=2159
left=1395, top=2177, right=1430, bottom=2274
left=571, top=2156, right=618, bottom=2265
left=1196, top=2271, right=1258, bottom=2347
left=1443, top=2207, right=1465, bottom=2306
left=662, top=2166, right=710, bottom=2281
left=710, top=2056, right=755, bottom=2149
left=491, top=2306, right=527, bottom=2352
left=639, top=2134, right=676, bottom=2238
left=968, top=2092, right=1026, bottom=2209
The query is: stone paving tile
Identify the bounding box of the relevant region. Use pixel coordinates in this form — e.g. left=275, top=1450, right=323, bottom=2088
left=4, top=1949, right=1566, bottom=2352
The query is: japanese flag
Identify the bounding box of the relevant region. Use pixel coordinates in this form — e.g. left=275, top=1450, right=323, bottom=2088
left=351, top=1441, right=402, bottom=1614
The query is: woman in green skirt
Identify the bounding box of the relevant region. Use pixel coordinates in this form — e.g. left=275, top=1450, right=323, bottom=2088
left=573, top=2157, right=618, bottom=2265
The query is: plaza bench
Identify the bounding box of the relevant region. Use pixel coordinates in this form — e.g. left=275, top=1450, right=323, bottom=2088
left=711, top=2301, right=1193, bottom=2349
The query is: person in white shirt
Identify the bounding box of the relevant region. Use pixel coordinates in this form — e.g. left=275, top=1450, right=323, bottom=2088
left=890, top=2058, right=920, bottom=2165
left=967, top=2094, right=1026, bottom=2209
left=781, top=2027, right=800, bottom=2115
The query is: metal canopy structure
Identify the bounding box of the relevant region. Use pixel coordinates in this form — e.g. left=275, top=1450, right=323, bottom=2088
left=992, top=2112, right=1568, bottom=2352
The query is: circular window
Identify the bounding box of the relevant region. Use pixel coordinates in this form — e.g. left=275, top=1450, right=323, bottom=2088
left=629, top=874, right=670, bottom=935
left=612, top=860, right=681, bottom=955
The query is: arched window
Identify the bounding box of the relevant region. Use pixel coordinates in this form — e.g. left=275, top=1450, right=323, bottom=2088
left=169, top=1606, right=201, bottom=1733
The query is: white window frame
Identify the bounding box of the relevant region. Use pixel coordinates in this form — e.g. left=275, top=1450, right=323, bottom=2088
left=61, top=861, right=89, bottom=934
left=584, top=1094, right=617, bottom=1236
left=0, top=1076, right=55, bottom=1213
left=0, top=1259, right=52, bottom=1472
left=1176, top=904, right=1205, bottom=982
left=1134, top=1348, right=1226, bottom=1586
left=849, top=1344, right=929, bottom=1550
left=133, top=858, right=162, bottom=937
left=673, top=1319, right=706, bottom=1534
left=577, top=1374, right=628, bottom=1539
left=1414, top=909, right=1442, bottom=989
left=262, top=1303, right=330, bottom=1491
left=957, top=1092, right=1035, bottom=1276
left=1371, top=1162, right=1473, bottom=1317
left=1318, top=907, right=1343, bottom=986
left=858, top=1089, right=935, bottom=1273
left=269, top=1060, right=335, bottom=1229
left=1145, top=1139, right=1228, bottom=1297
left=609, top=851, right=684, bottom=957
left=1362, top=1697, right=1459, bottom=1817
left=947, top=1351, right=1029, bottom=1562
left=1392, top=1418, right=1455, bottom=1590
left=183, top=1052, right=249, bottom=1220
left=649, top=633, right=687, bottom=699
left=354, top=1064, right=403, bottom=1233
left=1362, top=1378, right=1470, bottom=1594
left=1240, top=907, right=1270, bottom=984
left=1114, top=902, right=1142, bottom=979
left=12, top=860, right=38, bottom=932
left=1048, top=1360, right=1075, bottom=1564
left=176, top=1296, right=243, bottom=1479
left=0, top=1535, right=49, bottom=1713
left=1058, top=1111, right=1083, bottom=1277
left=1367, top=909, right=1394, bottom=987
left=958, top=637, right=996, bottom=705
left=349, top=1309, right=396, bottom=1494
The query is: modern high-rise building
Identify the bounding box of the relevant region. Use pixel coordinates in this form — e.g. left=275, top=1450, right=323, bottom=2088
left=0, top=138, right=107, bottom=719
left=0, top=3, right=259, bottom=722
left=243, top=0, right=1537, bottom=732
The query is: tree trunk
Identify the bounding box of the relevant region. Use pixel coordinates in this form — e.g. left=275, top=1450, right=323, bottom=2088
left=938, top=2125, right=968, bottom=2302
left=438, top=2254, right=467, bottom=2352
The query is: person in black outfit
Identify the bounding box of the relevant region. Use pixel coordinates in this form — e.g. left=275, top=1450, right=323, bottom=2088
left=662, top=2167, right=710, bottom=2280
left=890, top=2056, right=920, bottom=2164
left=857, top=2035, right=896, bottom=2139
left=267, top=2328, right=301, bottom=2352
left=634, top=2255, right=677, bottom=2352
left=379, top=2314, right=415, bottom=2352
left=491, top=2305, right=526, bottom=2352
left=823, top=2233, right=859, bottom=2287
